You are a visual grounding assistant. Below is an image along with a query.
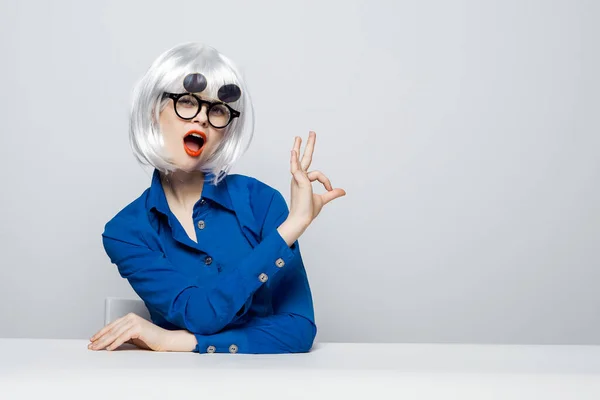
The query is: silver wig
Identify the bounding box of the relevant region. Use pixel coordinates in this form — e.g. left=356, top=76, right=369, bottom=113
left=129, top=42, right=255, bottom=185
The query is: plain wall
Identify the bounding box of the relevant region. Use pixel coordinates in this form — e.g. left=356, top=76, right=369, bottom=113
left=1, top=0, right=599, bottom=344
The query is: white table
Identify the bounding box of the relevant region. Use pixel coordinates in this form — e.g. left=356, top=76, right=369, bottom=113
left=1, top=339, right=600, bottom=399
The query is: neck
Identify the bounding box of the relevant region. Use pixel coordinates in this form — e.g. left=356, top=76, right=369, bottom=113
left=160, top=170, right=205, bottom=210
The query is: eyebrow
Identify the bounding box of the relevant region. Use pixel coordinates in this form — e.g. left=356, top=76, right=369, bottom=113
left=165, top=92, right=223, bottom=104
left=192, top=94, right=221, bottom=103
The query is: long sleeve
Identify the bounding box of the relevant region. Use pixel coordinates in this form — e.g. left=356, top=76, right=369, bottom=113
left=102, top=190, right=297, bottom=336
left=192, top=243, right=317, bottom=354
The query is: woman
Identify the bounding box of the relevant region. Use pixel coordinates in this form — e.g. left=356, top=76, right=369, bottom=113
left=88, top=42, right=346, bottom=354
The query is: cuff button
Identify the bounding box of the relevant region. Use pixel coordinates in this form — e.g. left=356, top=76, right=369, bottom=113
left=229, top=344, right=238, bottom=353
left=207, top=345, right=216, bottom=353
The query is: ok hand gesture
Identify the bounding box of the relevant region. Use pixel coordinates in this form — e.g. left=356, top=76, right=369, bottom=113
left=288, top=131, right=346, bottom=228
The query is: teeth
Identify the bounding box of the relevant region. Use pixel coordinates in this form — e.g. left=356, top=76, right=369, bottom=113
left=189, top=133, right=204, bottom=140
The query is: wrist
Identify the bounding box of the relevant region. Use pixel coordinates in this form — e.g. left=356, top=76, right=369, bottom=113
left=163, top=330, right=198, bottom=352
left=277, top=218, right=308, bottom=247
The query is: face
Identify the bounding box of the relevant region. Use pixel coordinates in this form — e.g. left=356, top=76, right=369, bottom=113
left=158, top=94, right=227, bottom=173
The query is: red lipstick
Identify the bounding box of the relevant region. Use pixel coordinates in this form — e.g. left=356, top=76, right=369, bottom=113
left=183, top=130, right=207, bottom=157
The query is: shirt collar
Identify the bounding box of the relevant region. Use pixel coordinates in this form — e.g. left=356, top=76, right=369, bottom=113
left=147, top=168, right=234, bottom=215
left=145, top=169, right=261, bottom=246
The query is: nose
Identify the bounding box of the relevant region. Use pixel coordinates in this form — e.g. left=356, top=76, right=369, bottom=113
left=192, top=104, right=209, bottom=127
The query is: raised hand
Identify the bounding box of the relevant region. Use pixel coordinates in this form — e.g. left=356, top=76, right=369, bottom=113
left=288, top=131, right=346, bottom=227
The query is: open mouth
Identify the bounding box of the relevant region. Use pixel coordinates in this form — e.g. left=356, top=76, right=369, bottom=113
left=183, top=130, right=207, bottom=157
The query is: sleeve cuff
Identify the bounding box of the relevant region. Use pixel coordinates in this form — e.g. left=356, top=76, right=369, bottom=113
left=239, top=227, right=297, bottom=291
left=194, top=328, right=250, bottom=354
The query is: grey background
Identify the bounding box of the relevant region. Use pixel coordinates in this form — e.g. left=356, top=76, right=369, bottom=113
left=0, top=0, right=598, bottom=345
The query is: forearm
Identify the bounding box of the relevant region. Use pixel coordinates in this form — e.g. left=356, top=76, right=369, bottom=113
left=277, top=217, right=308, bottom=247
left=182, top=222, right=302, bottom=333
left=193, top=313, right=316, bottom=354
left=168, top=217, right=308, bottom=333
left=191, top=250, right=316, bottom=355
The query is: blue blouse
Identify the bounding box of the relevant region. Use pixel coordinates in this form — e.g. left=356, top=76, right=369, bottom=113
left=101, top=168, right=317, bottom=354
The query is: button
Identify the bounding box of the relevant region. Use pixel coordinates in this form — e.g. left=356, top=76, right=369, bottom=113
left=204, top=256, right=213, bottom=265
left=258, top=273, right=268, bottom=283
left=206, top=345, right=216, bottom=353
left=197, top=220, right=206, bottom=229
left=200, top=199, right=206, bottom=205
left=229, top=344, right=238, bottom=354
left=275, top=258, right=285, bottom=268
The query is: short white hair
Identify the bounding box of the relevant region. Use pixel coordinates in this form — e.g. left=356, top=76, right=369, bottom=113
left=129, top=42, right=255, bottom=185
